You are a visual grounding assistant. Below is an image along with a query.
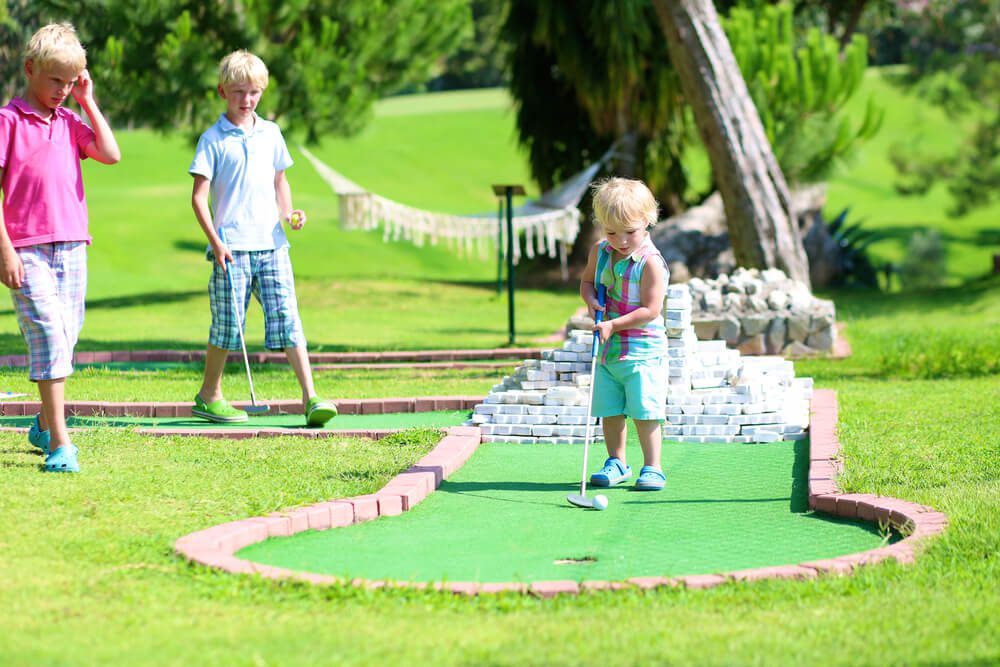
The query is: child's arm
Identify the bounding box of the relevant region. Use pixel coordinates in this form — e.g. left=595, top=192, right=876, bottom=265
left=72, top=70, right=121, bottom=165
left=274, top=170, right=306, bottom=230
left=191, top=175, right=230, bottom=269
left=595, top=257, right=666, bottom=343
left=0, top=170, right=24, bottom=289
left=579, top=241, right=604, bottom=319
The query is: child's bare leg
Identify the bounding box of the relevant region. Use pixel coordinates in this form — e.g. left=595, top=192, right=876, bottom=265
left=198, top=344, right=230, bottom=403
left=602, top=414, right=628, bottom=463
left=37, top=378, right=70, bottom=450
left=284, top=346, right=316, bottom=406
left=634, top=419, right=662, bottom=469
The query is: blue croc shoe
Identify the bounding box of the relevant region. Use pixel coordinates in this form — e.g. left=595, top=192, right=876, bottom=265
left=28, top=414, right=51, bottom=455
left=43, top=444, right=79, bottom=473
left=635, top=465, right=666, bottom=491
left=590, top=457, right=632, bottom=487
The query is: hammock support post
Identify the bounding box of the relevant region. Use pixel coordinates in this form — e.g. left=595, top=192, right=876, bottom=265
left=492, top=184, right=526, bottom=345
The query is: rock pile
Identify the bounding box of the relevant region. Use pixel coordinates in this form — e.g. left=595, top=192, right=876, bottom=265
left=687, top=268, right=836, bottom=355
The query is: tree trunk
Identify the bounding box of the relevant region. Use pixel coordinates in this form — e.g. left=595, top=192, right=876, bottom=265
left=651, top=0, right=811, bottom=288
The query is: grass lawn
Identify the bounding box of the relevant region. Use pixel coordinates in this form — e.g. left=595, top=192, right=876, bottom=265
left=1, top=284, right=998, bottom=665
left=0, top=74, right=997, bottom=664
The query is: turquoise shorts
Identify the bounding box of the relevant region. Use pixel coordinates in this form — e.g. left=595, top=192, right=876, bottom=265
left=591, top=356, right=667, bottom=421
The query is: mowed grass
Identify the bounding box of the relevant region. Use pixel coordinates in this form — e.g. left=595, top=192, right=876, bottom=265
left=0, top=79, right=997, bottom=664
left=0, top=315, right=997, bottom=665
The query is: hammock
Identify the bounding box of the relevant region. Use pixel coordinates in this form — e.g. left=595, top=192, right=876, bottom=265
left=299, top=145, right=613, bottom=266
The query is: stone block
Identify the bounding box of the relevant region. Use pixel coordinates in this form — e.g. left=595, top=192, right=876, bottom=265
left=740, top=315, right=770, bottom=337
left=720, top=315, right=741, bottom=345
left=806, top=328, right=834, bottom=351
left=737, top=334, right=766, bottom=355
left=766, top=318, right=787, bottom=354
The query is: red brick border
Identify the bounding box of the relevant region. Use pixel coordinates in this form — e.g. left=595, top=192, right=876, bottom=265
left=0, top=349, right=544, bottom=369
left=0, top=396, right=481, bottom=418
left=173, top=389, right=947, bottom=595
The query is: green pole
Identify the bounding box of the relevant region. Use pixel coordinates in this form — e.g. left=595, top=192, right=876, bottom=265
left=506, top=187, right=515, bottom=345
left=496, top=199, right=503, bottom=295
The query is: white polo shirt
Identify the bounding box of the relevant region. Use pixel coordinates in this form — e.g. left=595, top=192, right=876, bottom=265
left=189, top=113, right=293, bottom=251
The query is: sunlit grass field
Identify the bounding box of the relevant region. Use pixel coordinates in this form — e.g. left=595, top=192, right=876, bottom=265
left=0, top=75, right=996, bottom=665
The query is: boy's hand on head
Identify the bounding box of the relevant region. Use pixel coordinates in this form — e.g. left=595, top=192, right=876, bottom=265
left=0, top=246, right=25, bottom=289
left=288, top=209, right=307, bottom=230
left=594, top=320, right=614, bottom=344
left=70, top=69, right=94, bottom=105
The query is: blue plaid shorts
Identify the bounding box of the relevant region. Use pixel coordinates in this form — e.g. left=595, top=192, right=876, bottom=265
left=10, top=242, right=88, bottom=381
left=208, top=247, right=306, bottom=351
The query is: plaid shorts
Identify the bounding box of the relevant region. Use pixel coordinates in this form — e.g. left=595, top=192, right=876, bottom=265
left=208, top=247, right=306, bottom=351
left=10, top=242, right=88, bottom=381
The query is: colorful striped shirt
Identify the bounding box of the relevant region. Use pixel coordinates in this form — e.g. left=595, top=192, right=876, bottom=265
left=595, top=237, right=668, bottom=362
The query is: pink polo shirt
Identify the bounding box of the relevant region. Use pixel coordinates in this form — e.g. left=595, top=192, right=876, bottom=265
left=0, top=97, right=95, bottom=248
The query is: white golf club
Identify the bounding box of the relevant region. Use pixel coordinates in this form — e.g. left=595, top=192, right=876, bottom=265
left=567, top=284, right=607, bottom=509
left=217, top=229, right=269, bottom=415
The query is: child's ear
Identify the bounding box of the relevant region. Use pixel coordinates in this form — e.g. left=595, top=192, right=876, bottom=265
left=24, top=59, right=34, bottom=78
left=217, top=84, right=226, bottom=99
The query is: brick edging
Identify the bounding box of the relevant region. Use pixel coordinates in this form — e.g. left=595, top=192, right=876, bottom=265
left=0, top=349, right=545, bottom=369
left=0, top=396, right=482, bottom=418
left=173, top=389, right=948, bottom=596
left=174, top=426, right=483, bottom=585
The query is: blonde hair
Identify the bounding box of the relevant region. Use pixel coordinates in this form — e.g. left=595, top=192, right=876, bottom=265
left=219, top=50, right=269, bottom=89
left=591, top=177, right=659, bottom=231
left=25, top=23, right=86, bottom=73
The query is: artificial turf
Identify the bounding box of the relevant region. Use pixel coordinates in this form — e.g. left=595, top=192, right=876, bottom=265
left=238, top=433, right=890, bottom=582
left=0, top=410, right=470, bottom=431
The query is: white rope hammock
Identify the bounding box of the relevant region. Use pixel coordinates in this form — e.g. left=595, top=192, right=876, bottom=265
left=299, top=145, right=611, bottom=266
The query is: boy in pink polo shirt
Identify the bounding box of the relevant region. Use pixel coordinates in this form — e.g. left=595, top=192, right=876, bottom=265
left=0, top=23, right=121, bottom=473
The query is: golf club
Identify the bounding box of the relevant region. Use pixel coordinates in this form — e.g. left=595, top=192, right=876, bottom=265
left=218, top=229, right=270, bottom=415
left=567, top=284, right=607, bottom=509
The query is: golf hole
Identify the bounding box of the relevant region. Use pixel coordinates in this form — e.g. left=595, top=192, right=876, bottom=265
left=553, top=557, right=597, bottom=565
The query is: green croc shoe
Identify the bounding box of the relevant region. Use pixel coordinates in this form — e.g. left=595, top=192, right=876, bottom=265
left=305, top=397, right=338, bottom=427
left=192, top=395, right=249, bottom=423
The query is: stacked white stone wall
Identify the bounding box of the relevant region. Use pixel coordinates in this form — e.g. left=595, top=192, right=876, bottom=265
left=663, top=284, right=813, bottom=443
left=472, top=330, right=602, bottom=444
left=471, top=284, right=814, bottom=444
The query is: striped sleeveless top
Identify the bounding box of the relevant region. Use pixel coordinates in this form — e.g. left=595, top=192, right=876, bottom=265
left=595, top=237, right=668, bottom=362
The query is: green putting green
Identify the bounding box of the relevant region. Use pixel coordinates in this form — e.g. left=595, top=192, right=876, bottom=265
left=0, top=410, right=469, bottom=431
left=238, top=433, right=891, bottom=582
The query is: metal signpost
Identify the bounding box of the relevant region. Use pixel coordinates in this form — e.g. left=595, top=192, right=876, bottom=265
left=491, top=184, right=526, bottom=345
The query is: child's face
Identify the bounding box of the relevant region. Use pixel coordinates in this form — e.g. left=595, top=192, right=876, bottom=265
left=604, top=224, right=649, bottom=255
left=219, top=80, right=264, bottom=121
left=24, top=60, right=82, bottom=111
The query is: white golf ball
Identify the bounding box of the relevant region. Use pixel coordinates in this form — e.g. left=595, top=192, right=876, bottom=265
left=592, top=494, right=609, bottom=511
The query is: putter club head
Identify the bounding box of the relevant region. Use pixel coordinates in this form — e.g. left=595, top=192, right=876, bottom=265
left=244, top=404, right=270, bottom=415
left=566, top=494, right=595, bottom=508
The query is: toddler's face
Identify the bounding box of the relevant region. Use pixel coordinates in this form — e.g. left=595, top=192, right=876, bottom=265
left=604, top=224, right=648, bottom=255
left=25, top=60, right=82, bottom=111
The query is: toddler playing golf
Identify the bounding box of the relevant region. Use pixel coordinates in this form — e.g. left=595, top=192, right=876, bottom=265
left=188, top=50, right=336, bottom=426
left=0, top=23, right=121, bottom=473
left=579, top=177, right=668, bottom=490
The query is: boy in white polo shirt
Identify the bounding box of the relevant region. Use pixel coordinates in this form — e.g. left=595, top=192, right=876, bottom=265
left=0, top=23, right=121, bottom=473
left=189, top=50, right=336, bottom=426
